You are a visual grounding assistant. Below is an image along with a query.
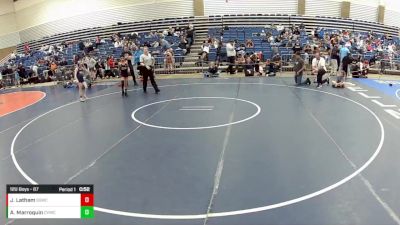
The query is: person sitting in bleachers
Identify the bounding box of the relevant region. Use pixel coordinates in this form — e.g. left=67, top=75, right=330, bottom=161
left=200, top=42, right=210, bottom=61
left=49, top=61, right=57, bottom=78
left=160, top=38, right=171, bottom=50
left=95, top=36, right=102, bottom=48
left=237, top=43, right=246, bottom=56
left=151, top=40, right=160, bottom=48
left=178, top=36, right=188, bottom=55
left=292, top=40, right=302, bottom=54
left=246, top=39, right=254, bottom=48
left=167, top=27, right=175, bottom=36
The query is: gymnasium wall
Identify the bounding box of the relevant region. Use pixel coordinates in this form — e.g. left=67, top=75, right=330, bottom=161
left=203, top=0, right=298, bottom=15
left=0, top=0, right=399, bottom=50
left=384, top=0, right=400, bottom=27
left=0, top=0, right=194, bottom=49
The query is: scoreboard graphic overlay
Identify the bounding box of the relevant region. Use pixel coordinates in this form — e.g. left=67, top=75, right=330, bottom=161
left=6, top=185, right=94, bottom=219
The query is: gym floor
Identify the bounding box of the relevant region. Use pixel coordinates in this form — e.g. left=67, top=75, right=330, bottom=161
left=1, top=76, right=400, bottom=225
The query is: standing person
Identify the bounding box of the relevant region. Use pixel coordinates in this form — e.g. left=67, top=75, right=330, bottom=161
left=14, top=68, right=20, bottom=87
left=87, top=56, right=97, bottom=80
left=312, top=52, right=329, bottom=88
left=330, top=44, right=340, bottom=76
left=119, top=57, right=130, bottom=96
left=226, top=40, right=236, bottom=74
left=293, top=52, right=311, bottom=85
left=123, top=47, right=138, bottom=86
left=339, top=45, right=350, bottom=76
left=139, top=47, right=160, bottom=94
left=74, top=63, right=88, bottom=102
left=134, top=47, right=144, bottom=78
left=342, top=52, right=353, bottom=79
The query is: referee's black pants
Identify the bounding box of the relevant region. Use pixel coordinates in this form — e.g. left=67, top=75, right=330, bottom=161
left=140, top=66, right=159, bottom=92
left=317, top=69, right=328, bottom=85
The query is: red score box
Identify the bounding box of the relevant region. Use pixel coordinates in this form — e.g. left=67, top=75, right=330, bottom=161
left=80, top=193, right=94, bottom=206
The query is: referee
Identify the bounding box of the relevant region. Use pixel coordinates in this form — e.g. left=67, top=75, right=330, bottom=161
left=139, top=46, right=160, bottom=94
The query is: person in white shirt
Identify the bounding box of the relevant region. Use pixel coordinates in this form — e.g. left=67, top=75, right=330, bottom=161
left=31, top=64, right=38, bottom=77
left=114, top=41, right=122, bottom=48
left=200, top=42, right=210, bottom=61
left=312, top=52, right=329, bottom=88
left=226, top=40, right=236, bottom=74
left=139, top=46, right=160, bottom=94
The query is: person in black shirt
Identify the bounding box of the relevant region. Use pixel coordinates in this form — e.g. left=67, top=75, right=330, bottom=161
left=122, top=48, right=138, bottom=86
left=186, top=24, right=194, bottom=46
left=292, top=41, right=302, bottom=54
left=342, top=52, right=353, bottom=79
left=119, top=57, right=130, bottom=96
left=78, top=40, right=85, bottom=51
left=244, top=57, right=254, bottom=76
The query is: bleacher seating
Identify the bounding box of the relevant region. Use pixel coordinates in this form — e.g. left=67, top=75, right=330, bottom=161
left=2, top=14, right=398, bottom=78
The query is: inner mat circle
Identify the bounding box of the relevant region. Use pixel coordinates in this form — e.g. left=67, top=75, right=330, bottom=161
left=131, top=97, right=261, bottom=130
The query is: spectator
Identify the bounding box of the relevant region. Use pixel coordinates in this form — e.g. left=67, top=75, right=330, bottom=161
left=10, top=51, right=16, bottom=60
left=50, top=61, right=57, bottom=77
left=178, top=36, right=188, bottom=55
left=186, top=24, right=194, bottom=46
left=236, top=53, right=245, bottom=72
left=226, top=40, right=236, bottom=74
left=151, top=40, right=160, bottom=48
left=200, top=42, right=210, bottom=61
left=342, top=52, right=353, bottom=77
left=268, top=53, right=281, bottom=76
left=244, top=57, right=254, bottom=76
left=134, top=47, right=144, bottom=76
left=339, top=45, right=350, bottom=72
left=205, top=61, right=219, bottom=77
left=246, top=39, right=254, bottom=48
left=95, top=36, right=102, bottom=48
left=299, top=23, right=305, bottom=30
left=31, top=64, right=38, bottom=77
left=251, top=53, right=261, bottom=76
left=24, top=43, right=30, bottom=55
left=114, top=40, right=122, bottom=48
left=160, top=38, right=171, bottom=50
left=234, top=43, right=244, bottom=56
left=330, top=44, right=340, bottom=76
left=167, top=26, right=174, bottom=36
left=78, top=40, right=85, bottom=51
left=292, top=40, right=302, bottom=54
left=164, top=49, right=175, bottom=74
left=107, top=56, right=115, bottom=72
